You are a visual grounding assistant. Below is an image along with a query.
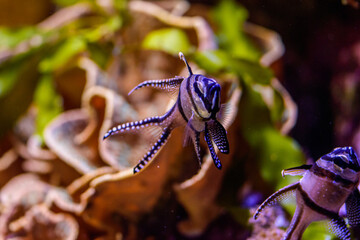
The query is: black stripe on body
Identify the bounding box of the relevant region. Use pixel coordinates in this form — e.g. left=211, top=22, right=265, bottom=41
left=187, top=75, right=202, bottom=118
left=160, top=104, right=176, bottom=123
left=193, top=78, right=216, bottom=114
left=193, top=79, right=210, bottom=110
left=321, top=155, right=351, bottom=169
left=284, top=186, right=346, bottom=240
left=334, top=156, right=353, bottom=169
left=177, top=84, right=188, bottom=122
left=133, top=127, right=172, bottom=173
left=311, top=164, right=356, bottom=188
left=297, top=185, right=339, bottom=219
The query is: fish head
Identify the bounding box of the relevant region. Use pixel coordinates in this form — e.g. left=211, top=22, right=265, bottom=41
left=193, top=75, right=221, bottom=119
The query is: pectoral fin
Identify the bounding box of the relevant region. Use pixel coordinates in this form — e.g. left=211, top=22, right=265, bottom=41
left=207, top=120, right=229, bottom=154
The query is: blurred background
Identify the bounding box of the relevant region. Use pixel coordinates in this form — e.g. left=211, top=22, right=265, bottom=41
left=0, top=0, right=359, bottom=239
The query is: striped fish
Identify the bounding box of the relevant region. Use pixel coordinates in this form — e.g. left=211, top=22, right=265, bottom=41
left=103, top=52, right=229, bottom=173
left=254, top=146, right=360, bottom=240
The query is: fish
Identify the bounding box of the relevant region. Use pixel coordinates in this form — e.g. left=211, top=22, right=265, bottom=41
left=103, top=52, right=229, bottom=173
left=254, top=146, right=360, bottom=240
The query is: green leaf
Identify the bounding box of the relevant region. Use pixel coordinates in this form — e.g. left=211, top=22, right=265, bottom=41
left=87, top=42, right=113, bottom=69
left=0, top=55, right=42, bottom=138
left=142, top=28, right=191, bottom=55
left=193, top=50, right=230, bottom=74
left=194, top=50, right=273, bottom=84
left=84, top=15, right=122, bottom=42
left=257, top=128, right=304, bottom=188
left=231, top=58, right=273, bottom=85
left=302, top=221, right=336, bottom=240
left=0, top=60, right=23, bottom=97
left=240, top=79, right=305, bottom=189
left=39, top=36, right=86, bottom=72
left=0, top=27, right=38, bottom=50
left=217, top=71, right=303, bottom=208
left=113, top=0, right=127, bottom=11
left=270, top=88, right=286, bottom=124
left=52, top=0, right=89, bottom=7
left=34, top=75, right=63, bottom=140
left=212, top=0, right=261, bottom=61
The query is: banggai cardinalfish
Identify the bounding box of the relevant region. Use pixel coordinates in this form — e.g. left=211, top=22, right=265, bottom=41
left=103, top=53, right=230, bottom=173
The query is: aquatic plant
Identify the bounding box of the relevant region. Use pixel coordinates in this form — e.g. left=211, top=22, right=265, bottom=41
left=2, top=0, right=356, bottom=239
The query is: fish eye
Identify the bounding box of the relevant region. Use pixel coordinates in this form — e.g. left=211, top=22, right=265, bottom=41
left=329, top=147, right=360, bottom=171
left=196, top=81, right=204, bottom=94
left=333, top=156, right=349, bottom=169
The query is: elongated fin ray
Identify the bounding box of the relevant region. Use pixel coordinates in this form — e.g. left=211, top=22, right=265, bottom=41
left=345, top=188, right=360, bottom=234
left=103, top=105, right=176, bottom=140
left=133, top=127, right=172, bottom=173
left=328, top=217, right=351, bottom=240
left=103, top=116, right=163, bottom=140
left=207, top=120, right=229, bottom=154
left=254, top=181, right=299, bottom=220
left=179, top=52, right=193, bottom=76
left=128, top=77, right=184, bottom=95
left=281, top=164, right=312, bottom=177
left=204, top=123, right=222, bottom=169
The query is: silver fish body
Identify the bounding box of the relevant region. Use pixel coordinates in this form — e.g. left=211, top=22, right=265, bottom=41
left=254, top=147, right=360, bottom=240
left=178, top=74, right=220, bottom=131
left=103, top=52, right=229, bottom=173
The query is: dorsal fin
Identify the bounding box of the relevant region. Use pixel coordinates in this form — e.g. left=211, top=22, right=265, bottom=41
left=281, top=164, right=312, bottom=177
left=179, top=52, right=193, bottom=76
